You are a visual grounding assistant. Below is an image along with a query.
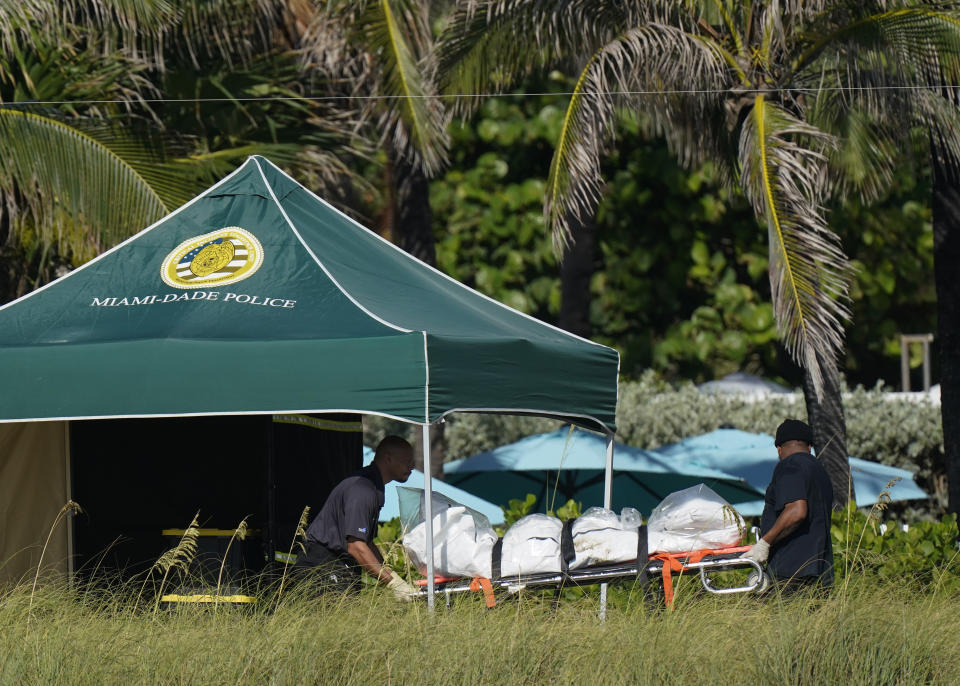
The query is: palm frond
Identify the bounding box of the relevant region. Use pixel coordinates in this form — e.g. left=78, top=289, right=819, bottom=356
left=362, top=0, right=449, bottom=175
left=808, top=95, right=900, bottom=203
left=544, top=22, right=727, bottom=247
left=0, top=33, right=160, bottom=122
left=80, top=0, right=180, bottom=40
left=794, top=6, right=960, bottom=87
left=0, top=108, right=200, bottom=262
left=756, top=0, right=789, bottom=67
left=0, top=2, right=96, bottom=57
left=163, top=0, right=288, bottom=70
left=298, top=6, right=379, bottom=144
left=625, top=29, right=733, bottom=171
left=792, top=7, right=960, bottom=197
left=301, top=1, right=449, bottom=176
left=914, top=86, right=960, bottom=165
left=544, top=52, right=608, bottom=250
left=738, top=95, right=852, bottom=397
left=0, top=1, right=180, bottom=70
left=439, top=0, right=633, bottom=115
left=167, top=143, right=301, bottom=184
left=29, top=0, right=292, bottom=71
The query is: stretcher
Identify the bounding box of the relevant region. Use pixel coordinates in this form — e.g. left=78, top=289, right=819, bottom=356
left=414, top=545, right=765, bottom=608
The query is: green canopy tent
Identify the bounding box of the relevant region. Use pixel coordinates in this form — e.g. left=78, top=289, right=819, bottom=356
left=0, top=156, right=619, bottom=604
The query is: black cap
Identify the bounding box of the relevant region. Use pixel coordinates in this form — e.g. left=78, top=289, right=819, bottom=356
left=775, top=419, right=813, bottom=447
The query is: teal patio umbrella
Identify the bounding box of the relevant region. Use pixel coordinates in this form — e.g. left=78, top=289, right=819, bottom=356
left=362, top=447, right=504, bottom=525
left=444, top=427, right=763, bottom=516
left=654, top=428, right=930, bottom=515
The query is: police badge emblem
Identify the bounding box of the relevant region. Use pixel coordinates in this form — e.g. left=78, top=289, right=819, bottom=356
left=161, top=227, right=263, bottom=289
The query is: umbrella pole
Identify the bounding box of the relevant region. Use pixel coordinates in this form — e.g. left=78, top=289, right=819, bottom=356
left=601, top=430, right=614, bottom=619
left=422, top=423, right=436, bottom=611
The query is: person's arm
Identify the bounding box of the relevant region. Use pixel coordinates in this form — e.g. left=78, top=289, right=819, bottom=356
left=760, top=499, right=807, bottom=545
left=345, top=537, right=393, bottom=582
left=346, top=537, right=416, bottom=601
left=741, top=499, right=807, bottom=563
left=338, top=485, right=415, bottom=599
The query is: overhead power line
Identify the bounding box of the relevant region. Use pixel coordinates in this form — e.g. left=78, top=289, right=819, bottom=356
left=2, top=83, right=959, bottom=107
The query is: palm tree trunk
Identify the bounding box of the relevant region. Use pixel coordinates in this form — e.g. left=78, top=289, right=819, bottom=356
left=392, top=151, right=437, bottom=267
left=801, top=351, right=851, bottom=509
left=559, top=214, right=596, bottom=338
left=932, top=146, right=960, bottom=517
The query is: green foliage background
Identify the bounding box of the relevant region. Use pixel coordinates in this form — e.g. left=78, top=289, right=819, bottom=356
left=831, top=504, right=959, bottom=590
left=430, top=75, right=938, bottom=390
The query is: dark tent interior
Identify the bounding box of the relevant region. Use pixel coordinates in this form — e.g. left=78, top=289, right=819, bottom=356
left=69, top=413, right=362, bottom=581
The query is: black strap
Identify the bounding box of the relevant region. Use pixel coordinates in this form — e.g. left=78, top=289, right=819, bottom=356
left=636, top=525, right=649, bottom=588
left=491, top=538, right=503, bottom=581
left=560, top=519, right=576, bottom=574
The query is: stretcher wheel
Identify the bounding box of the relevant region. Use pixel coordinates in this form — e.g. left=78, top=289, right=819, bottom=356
left=745, top=569, right=772, bottom=593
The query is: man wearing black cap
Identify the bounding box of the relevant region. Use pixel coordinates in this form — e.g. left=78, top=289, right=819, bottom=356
left=740, top=418, right=834, bottom=593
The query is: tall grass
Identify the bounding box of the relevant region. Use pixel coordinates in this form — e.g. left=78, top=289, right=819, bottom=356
left=6, top=494, right=956, bottom=685
left=2, top=573, right=958, bottom=685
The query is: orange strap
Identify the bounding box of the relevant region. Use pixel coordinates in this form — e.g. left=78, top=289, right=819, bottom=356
left=650, top=553, right=686, bottom=607
left=649, top=547, right=745, bottom=608
left=469, top=576, right=496, bottom=608
left=413, top=576, right=496, bottom=607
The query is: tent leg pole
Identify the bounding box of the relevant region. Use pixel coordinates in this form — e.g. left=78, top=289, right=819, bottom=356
left=422, top=423, right=435, bottom=611
left=603, top=432, right=614, bottom=509
left=64, top=422, right=74, bottom=584
left=266, top=416, right=278, bottom=570
left=601, top=431, right=615, bottom=621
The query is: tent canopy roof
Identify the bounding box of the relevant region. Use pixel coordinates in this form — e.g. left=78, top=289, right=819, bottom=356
left=0, top=156, right=618, bottom=430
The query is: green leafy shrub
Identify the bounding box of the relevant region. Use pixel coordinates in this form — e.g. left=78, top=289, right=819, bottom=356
left=832, top=501, right=959, bottom=589
left=549, top=499, right=582, bottom=523
left=500, top=493, right=537, bottom=530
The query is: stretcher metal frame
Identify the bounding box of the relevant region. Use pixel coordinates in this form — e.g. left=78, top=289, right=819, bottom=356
left=414, top=545, right=765, bottom=607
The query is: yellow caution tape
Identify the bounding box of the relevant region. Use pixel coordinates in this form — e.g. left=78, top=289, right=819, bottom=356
left=272, top=414, right=362, bottom=432
left=161, top=528, right=260, bottom=537
left=160, top=594, right=257, bottom=604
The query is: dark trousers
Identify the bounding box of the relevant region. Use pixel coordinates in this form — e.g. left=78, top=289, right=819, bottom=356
left=292, top=541, right=361, bottom=594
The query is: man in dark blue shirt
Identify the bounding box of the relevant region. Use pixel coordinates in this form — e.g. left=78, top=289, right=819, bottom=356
left=741, top=419, right=834, bottom=593
left=295, top=435, right=416, bottom=599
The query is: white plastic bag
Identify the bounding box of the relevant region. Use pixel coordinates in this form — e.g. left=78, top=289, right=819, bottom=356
left=403, top=505, right=497, bottom=579
left=501, top=514, right=563, bottom=577
left=569, top=507, right=640, bottom=569
left=646, top=484, right=745, bottom=553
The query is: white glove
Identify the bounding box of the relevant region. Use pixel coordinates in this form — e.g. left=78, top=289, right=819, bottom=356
left=386, top=574, right=416, bottom=601
left=740, top=538, right=770, bottom=564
